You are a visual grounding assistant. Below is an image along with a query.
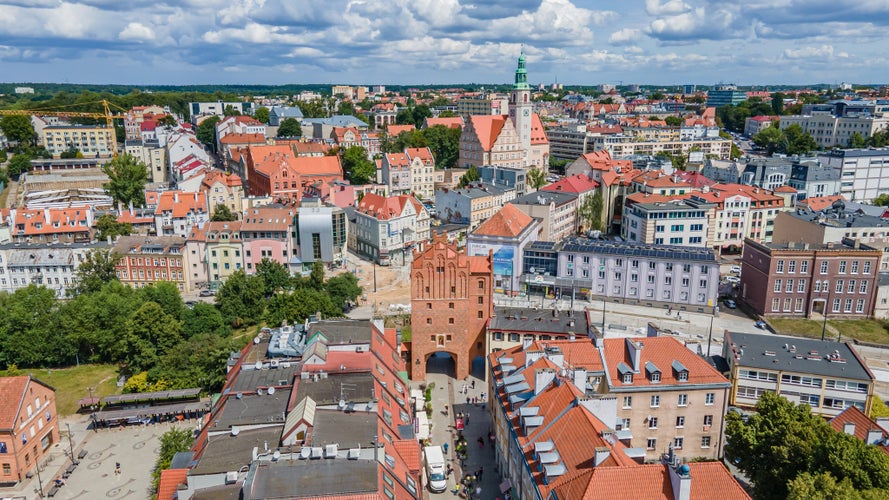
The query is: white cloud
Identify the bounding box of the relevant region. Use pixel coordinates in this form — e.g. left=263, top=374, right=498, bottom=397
left=119, top=22, right=155, bottom=41
left=783, top=44, right=834, bottom=59
left=609, top=28, right=640, bottom=44
left=645, top=0, right=690, bottom=16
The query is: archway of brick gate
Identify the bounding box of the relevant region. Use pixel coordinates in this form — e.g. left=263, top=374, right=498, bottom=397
left=425, top=351, right=457, bottom=380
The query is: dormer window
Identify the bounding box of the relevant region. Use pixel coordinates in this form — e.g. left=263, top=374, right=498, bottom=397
left=677, top=372, right=688, bottom=382
left=672, top=360, right=689, bottom=382
left=645, top=361, right=661, bottom=383
left=618, top=362, right=633, bottom=384
left=623, top=373, right=632, bottom=384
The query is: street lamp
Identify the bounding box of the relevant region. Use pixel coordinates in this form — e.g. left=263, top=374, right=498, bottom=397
left=65, top=423, right=75, bottom=463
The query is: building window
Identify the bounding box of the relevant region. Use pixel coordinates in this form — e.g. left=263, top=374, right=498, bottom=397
left=798, top=279, right=806, bottom=293
left=833, top=298, right=841, bottom=313
left=821, top=261, right=829, bottom=274
left=860, top=281, right=868, bottom=294
left=649, top=417, right=658, bottom=429
left=622, top=373, right=633, bottom=384
left=847, top=280, right=856, bottom=293
left=771, top=298, right=780, bottom=312
left=701, top=436, right=711, bottom=448
left=705, top=393, right=715, bottom=405
left=676, top=416, right=685, bottom=428
left=478, top=280, right=485, bottom=289
left=786, top=279, right=793, bottom=293
left=839, top=261, right=847, bottom=273
left=477, top=311, right=483, bottom=318
left=800, top=261, right=809, bottom=273
left=795, top=298, right=804, bottom=311
left=623, top=396, right=632, bottom=408
left=856, top=299, right=865, bottom=313
left=851, top=261, right=859, bottom=274
left=426, top=318, right=432, bottom=324
left=776, top=260, right=784, bottom=273
left=647, top=438, right=657, bottom=450
left=788, top=260, right=796, bottom=273
left=845, top=299, right=853, bottom=312
left=863, top=261, right=871, bottom=274
left=673, top=437, right=684, bottom=449
left=650, top=395, right=660, bottom=407
left=704, top=414, right=713, bottom=427
left=651, top=372, right=661, bottom=383
left=678, top=394, right=688, bottom=406
left=448, top=318, right=454, bottom=324
left=449, top=302, right=455, bottom=309
left=835, top=280, right=843, bottom=293
left=677, top=371, right=688, bottom=382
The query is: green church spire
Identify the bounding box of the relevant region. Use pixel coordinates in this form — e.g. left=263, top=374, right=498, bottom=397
left=514, top=50, right=529, bottom=90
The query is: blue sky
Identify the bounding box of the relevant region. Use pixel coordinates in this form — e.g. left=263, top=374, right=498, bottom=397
left=0, top=0, right=887, bottom=86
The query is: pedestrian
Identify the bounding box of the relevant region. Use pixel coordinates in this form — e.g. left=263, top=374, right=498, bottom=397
left=444, top=442, right=449, bottom=454
left=478, top=436, right=484, bottom=448
left=476, top=486, right=482, bottom=497
left=471, top=379, right=475, bottom=389
left=478, top=466, right=484, bottom=480
left=466, top=396, right=470, bottom=405
left=465, top=413, right=470, bottom=425
left=446, top=464, right=454, bottom=477
left=114, top=462, right=121, bottom=476
left=452, top=483, right=461, bottom=496
left=444, top=404, right=449, bottom=415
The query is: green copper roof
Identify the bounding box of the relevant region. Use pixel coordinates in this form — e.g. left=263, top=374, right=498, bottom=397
left=514, top=51, right=529, bottom=90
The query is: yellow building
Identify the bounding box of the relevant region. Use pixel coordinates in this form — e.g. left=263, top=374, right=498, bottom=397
left=42, top=125, right=115, bottom=158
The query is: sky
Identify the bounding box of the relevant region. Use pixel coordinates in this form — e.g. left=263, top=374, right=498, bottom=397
left=0, top=0, right=887, bottom=87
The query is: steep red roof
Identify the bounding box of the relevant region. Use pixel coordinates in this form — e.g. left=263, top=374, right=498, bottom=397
left=801, top=194, right=846, bottom=212
left=405, top=147, right=434, bottom=164
left=384, top=152, right=410, bottom=168
left=14, top=207, right=91, bottom=236
left=469, top=115, right=507, bottom=151
left=829, top=406, right=889, bottom=455
left=156, top=468, right=188, bottom=500
left=0, top=376, right=30, bottom=429
left=602, top=337, right=729, bottom=387
left=541, top=174, right=599, bottom=194
left=531, top=113, right=548, bottom=145
left=219, top=133, right=266, bottom=145
left=424, top=117, right=463, bottom=129
left=154, top=191, right=208, bottom=218
left=774, top=185, right=797, bottom=193
left=357, top=193, right=423, bottom=221
left=472, top=204, right=536, bottom=238
left=386, top=124, right=416, bottom=136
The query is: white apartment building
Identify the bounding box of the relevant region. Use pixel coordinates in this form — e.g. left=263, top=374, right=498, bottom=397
left=780, top=112, right=889, bottom=149
left=622, top=196, right=713, bottom=248
left=819, top=147, right=889, bottom=202
left=0, top=241, right=108, bottom=297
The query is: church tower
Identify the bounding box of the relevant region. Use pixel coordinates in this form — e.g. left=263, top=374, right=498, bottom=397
left=508, top=50, right=532, bottom=166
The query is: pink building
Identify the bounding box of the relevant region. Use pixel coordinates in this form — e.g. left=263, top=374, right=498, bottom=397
left=239, top=206, right=296, bottom=273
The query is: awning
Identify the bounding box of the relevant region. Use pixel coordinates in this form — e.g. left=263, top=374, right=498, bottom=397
left=500, top=480, right=512, bottom=493
left=416, top=411, right=430, bottom=440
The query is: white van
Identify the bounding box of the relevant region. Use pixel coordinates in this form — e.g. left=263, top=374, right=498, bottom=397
left=424, top=445, right=447, bottom=493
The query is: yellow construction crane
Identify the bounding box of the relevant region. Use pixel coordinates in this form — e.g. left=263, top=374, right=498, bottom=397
left=0, top=99, right=128, bottom=156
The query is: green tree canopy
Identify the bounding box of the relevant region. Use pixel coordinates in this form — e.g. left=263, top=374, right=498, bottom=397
left=182, top=302, right=230, bottom=339
left=422, top=125, right=461, bottom=169
left=296, top=100, right=326, bottom=119
left=196, top=116, right=220, bottom=148
left=215, top=269, right=266, bottom=327
left=152, top=428, right=195, bottom=492
left=325, top=272, right=362, bottom=312
left=458, top=165, right=480, bottom=188
left=0, top=285, right=71, bottom=368
left=6, top=152, right=33, bottom=179
left=771, top=92, right=786, bottom=115
left=726, top=392, right=889, bottom=500
left=753, top=123, right=784, bottom=155
left=122, top=301, right=183, bottom=372
left=95, top=213, right=133, bottom=241
left=211, top=204, right=237, bottom=222
left=527, top=167, right=547, bottom=190
left=276, top=117, right=302, bottom=137
left=254, top=106, right=270, bottom=124
left=664, top=116, right=683, bottom=126
left=782, top=123, right=818, bottom=155
left=849, top=132, right=867, bottom=148
left=102, top=153, right=149, bottom=207
left=255, top=258, right=292, bottom=297
left=223, top=104, right=241, bottom=116
left=72, top=248, right=122, bottom=296
left=157, top=115, right=177, bottom=127
left=341, top=145, right=375, bottom=184
left=578, top=191, right=604, bottom=232
left=0, top=115, right=37, bottom=145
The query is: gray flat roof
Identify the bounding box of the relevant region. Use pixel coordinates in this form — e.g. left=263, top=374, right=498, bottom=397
left=230, top=364, right=300, bottom=394
left=510, top=190, right=577, bottom=206
left=822, top=148, right=889, bottom=158
left=214, top=389, right=290, bottom=430
left=559, top=236, right=717, bottom=261
left=245, top=459, right=378, bottom=499
left=489, top=306, right=589, bottom=335
left=295, top=372, right=375, bottom=406
left=310, top=408, right=378, bottom=449
left=190, top=425, right=284, bottom=476
left=306, top=319, right=372, bottom=345
left=725, top=332, right=872, bottom=381
left=784, top=209, right=889, bottom=230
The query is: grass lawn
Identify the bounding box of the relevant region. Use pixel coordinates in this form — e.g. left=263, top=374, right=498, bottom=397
left=0, top=364, right=121, bottom=415
left=768, top=318, right=889, bottom=345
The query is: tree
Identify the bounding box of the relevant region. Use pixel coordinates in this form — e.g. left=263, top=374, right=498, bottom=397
left=527, top=167, right=547, bottom=190
left=254, top=106, right=270, bottom=124
left=341, top=145, right=376, bottom=184
left=196, top=116, right=220, bottom=148
left=211, top=204, right=237, bottom=222
left=122, top=301, right=183, bottom=372
left=72, top=248, right=122, bottom=295
left=753, top=123, right=784, bottom=155
left=255, top=258, right=291, bottom=297
left=102, top=153, right=149, bottom=207
left=152, top=428, right=194, bottom=492
left=296, top=99, right=326, bottom=119
left=726, top=392, right=889, bottom=500
left=787, top=472, right=860, bottom=500
left=458, top=165, right=480, bottom=188
left=310, top=261, right=325, bottom=288
left=782, top=124, right=818, bottom=155
left=577, top=191, right=604, bottom=232
left=664, top=116, right=683, bottom=126
left=871, top=397, right=889, bottom=418
left=215, top=270, right=266, bottom=327
left=325, top=272, right=362, bottom=312
left=849, top=132, right=867, bottom=148
left=0, top=285, right=71, bottom=368
left=95, top=214, right=133, bottom=241
left=276, top=117, right=302, bottom=137
left=6, top=152, right=33, bottom=179
left=771, top=92, right=786, bottom=115
left=182, top=303, right=230, bottom=338
left=265, top=288, right=340, bottom=327
left=867, top=130, right=889, bottom=148
left=157, top=115, right=177, bottom=127
left=60, top=281, right=140, bottom=363
left=223, top=104, right=241, bottom=116
left=422, top=125, right=460, bottom=169
left=649, top=92, right=665, bottom=100
left=0, top=115, right=36, bottom=145
left=138, top=281, right=185, bottom=320
left=412, top=104, right=432, bottom=126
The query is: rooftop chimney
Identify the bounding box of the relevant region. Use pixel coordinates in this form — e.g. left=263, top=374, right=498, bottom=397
left=866, top=428, right=883, bottom=445
left=534, top=368, right=557, bottom=395
left=594, top=447, right=611, bottom=466
left=665, top=447, right=692, bottom=500
left=626, top=338, right=643, bottom=373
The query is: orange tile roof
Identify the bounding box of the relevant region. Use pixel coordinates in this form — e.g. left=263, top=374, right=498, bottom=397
left=201, top=169, right=243, bottom=189
left=531, top=114, right=548, bottom=145
left=472, top=204, right=535, bottom=238
left=633, top=170, right=693, bottom=189
left=357, top=193, right=423, bottom=220
left=393, top=440, right=422, bottom=472
left=0, top=376, right=30, bottom=428
left=801, top=194, right=846, bottom=212
left=469, top=115, right=507, bottom=151
left=292, top=155, right=344, bottom=178
left=14, top=207, right=91, bottom=236
left=291, top=141, right=331, bottom=156
left=219, top=133, right=266, bottom=145
left=469, top=254, right=491, bottom=274
left=774, top=185, right=797, bottom=193
left=541, top=174, right=599, bottom=194
left=154, top=191, right=208, bottom=218
left=156, top=468, right=188, bottom=500
left=424, top=117, right=463, bottom=129
left=688, top=461, right=751, bottom=499
left=673, top=171, right=717, bottom=188
left=405, top=147, right=434, bottom=164
left=626, top=192, right=692, bottom=205
left=386, top=124, right=416, bottom=136
left=602, top=337, right=729, bottom=387
left=710, top=183, right=783, bottom=203
left=829, top=406, right=889, bottom=455
left=240, top=207, right=294, bottom=231
left=384, top=152, right=410, bottom=168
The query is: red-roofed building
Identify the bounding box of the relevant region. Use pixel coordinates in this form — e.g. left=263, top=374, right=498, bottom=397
left=114, top=235, right=188, bottom=291
left=422, top=116, right=464, bottom=130
left=215, top=115, right=266, bottom=153
left=410, top=232, right=493, bottom=380
left=744, top=115, right=780, bottom=137
left=380, top=152, right=411, bottom=194
left=458, top=54, right=550, bottom=171
left=201, top=169, right=244, bottom=217
left=9, top=207, right=93, bottom=243
left=245, top=145, right=344, bottom=204
left=690, top=183, right=789, bottom=249
left=156, top=468, right=188, bottom=500
left=0, top=376, right=60, bottom=486
left=829, top=406, right=889, bottom=455
left=799, top=194, right=846, bottom=212
left=385, top=124, right=415, bottom=137
left=405, top=147, right=435, bottom=199
left=353, top=193, right=430, bottom=265
left=154, top=190, right=209, bottom=238
left=467, top=204, right=542, bottom=294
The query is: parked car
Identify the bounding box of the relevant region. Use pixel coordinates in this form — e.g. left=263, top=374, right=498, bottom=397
left=724, top=299, right=737, bottom=309
left=724, top=276, right=741, bottom=284
left=729, top=265, right=742, bottom=274
left=199, top=290, right=214, bottom=297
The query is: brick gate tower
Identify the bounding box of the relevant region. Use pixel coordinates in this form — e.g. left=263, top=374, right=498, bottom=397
left=410, top=232, right=493, bottom=381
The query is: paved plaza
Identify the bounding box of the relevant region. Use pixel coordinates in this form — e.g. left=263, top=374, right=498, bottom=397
left=1, top=415, right=196, bottom=500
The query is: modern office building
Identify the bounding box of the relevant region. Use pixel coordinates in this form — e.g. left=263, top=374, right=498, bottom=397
left=819, top=147, right=889, bottom=202
left=780, top=113, right=889, bottom=149
left=622, top=196, right=713, bottom=248
left=706, top=85, right=746, bottom=108
left=723, top=332, right=875, bottom=418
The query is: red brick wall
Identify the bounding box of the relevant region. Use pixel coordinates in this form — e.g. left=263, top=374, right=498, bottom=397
left=410, top=234, right=493, bottom=381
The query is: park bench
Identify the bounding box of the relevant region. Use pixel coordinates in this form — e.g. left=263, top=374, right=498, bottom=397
left=47, top=485, right=60, bottom=497
left=77, top=449, right=88, bottom=459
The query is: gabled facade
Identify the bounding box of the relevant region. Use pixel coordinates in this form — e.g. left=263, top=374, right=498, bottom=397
left=467, top=204, right=541, bottom=295
left=0, top=241, right=106, bottom=297
left=113, top=235, right=188, bottom=292
left=153, top=191, right=209, bottom=238
left=353, top=193, right=430, bottom=265
left=200, top=170, right=245, bottom=218
left=239, top=206, right=296, bottom=273
left=405, top=147, right=435, bottom=200
left=0, top=376, right=60, bottom=487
